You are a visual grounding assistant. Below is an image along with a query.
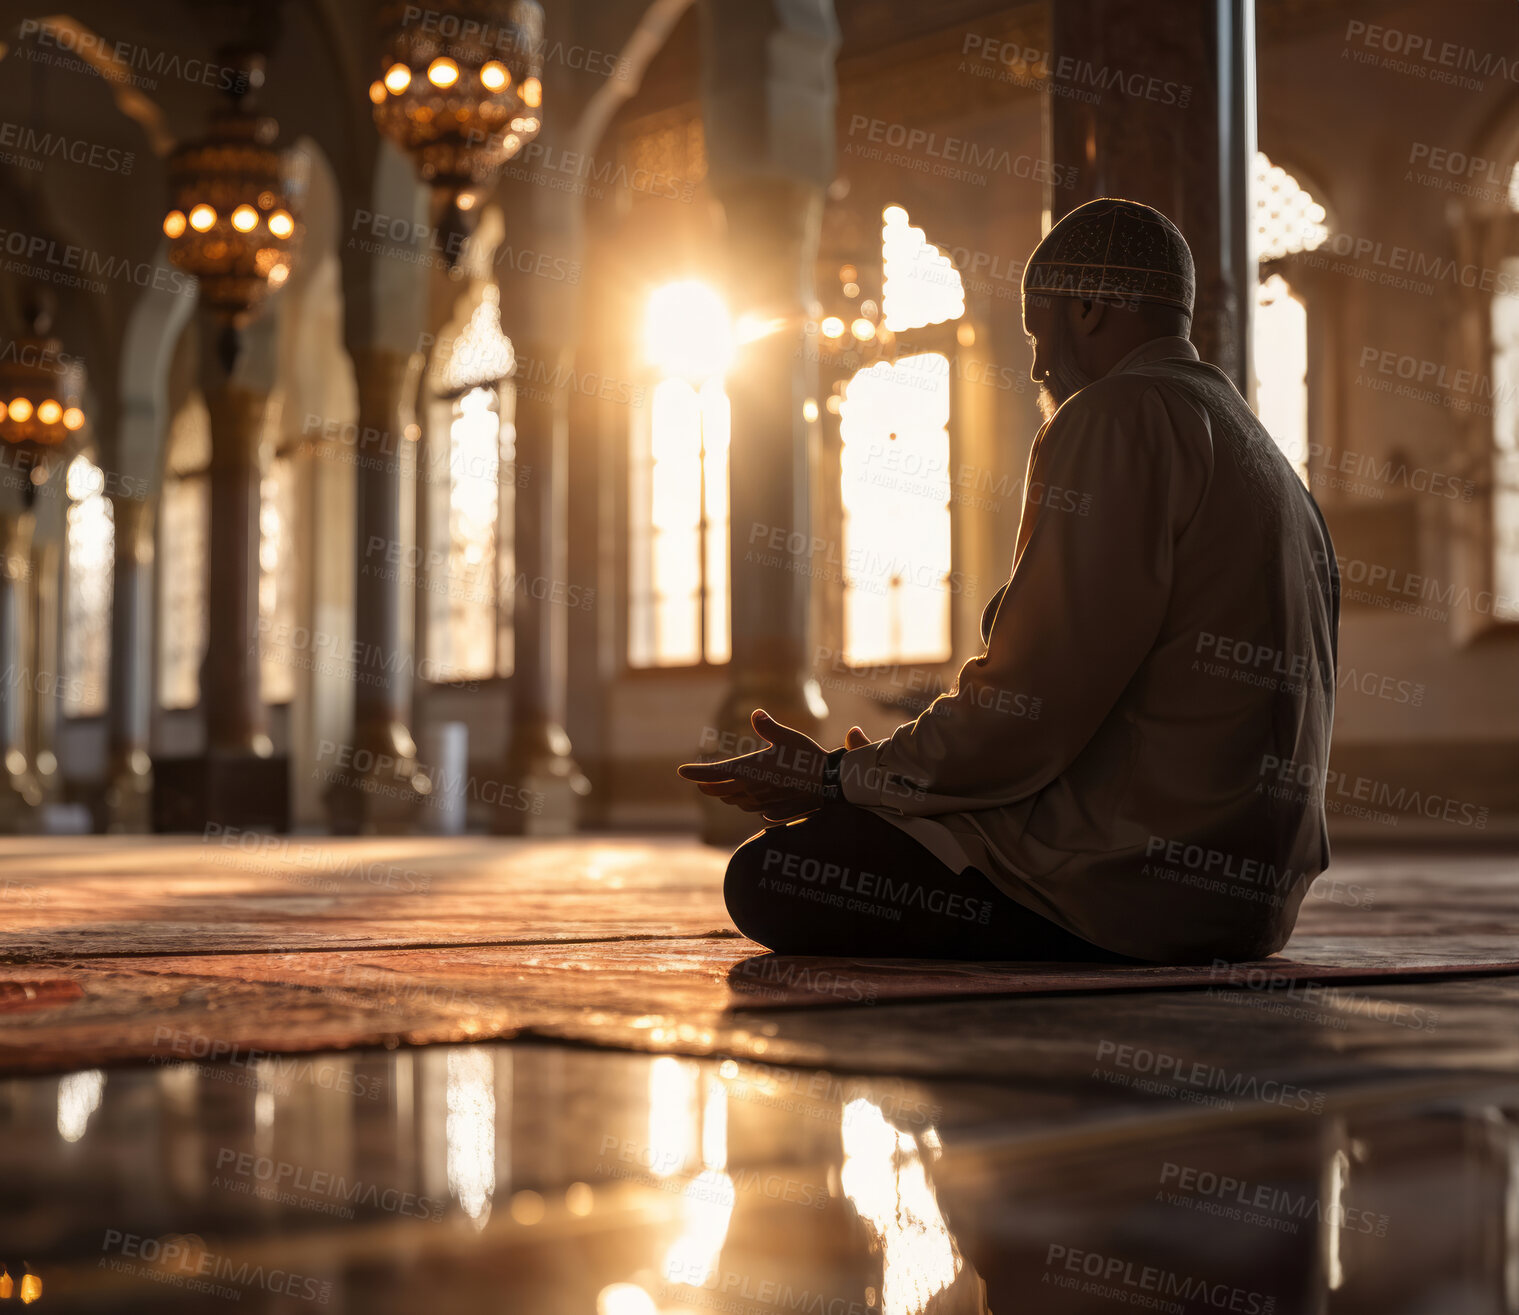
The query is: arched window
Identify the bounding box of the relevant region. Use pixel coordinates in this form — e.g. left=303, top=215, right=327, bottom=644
left=838, top=206, right=964, bottom=666
left=629, top=281, right=732, bottom=668
left=63, top=454, right=112, bottom=718
left=1252, top=152, right=1329, bottom=484
left=423, top=283, right=516, bottom=680
left=158, top=395, right=210, bottom=709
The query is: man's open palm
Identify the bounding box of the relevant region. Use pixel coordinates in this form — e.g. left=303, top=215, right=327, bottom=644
left=677, top=710, right=838, bottom=824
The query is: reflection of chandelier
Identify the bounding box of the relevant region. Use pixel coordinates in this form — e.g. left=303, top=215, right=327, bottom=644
left=163, top=52, right=301, bottom=330
left=0, top=302, right=85, bottom=465
left=370, top=0, right=545, bottom=207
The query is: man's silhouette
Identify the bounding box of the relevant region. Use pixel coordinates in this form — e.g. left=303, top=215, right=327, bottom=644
left=681, top=199, right=1340, bottom=965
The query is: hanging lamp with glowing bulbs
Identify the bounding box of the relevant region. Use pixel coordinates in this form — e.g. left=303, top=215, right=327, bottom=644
left=162, top=48, right=303, bottom=368
left=369, top=0, right=544, bottom=263
left=0, top=294, right=86, bottom=485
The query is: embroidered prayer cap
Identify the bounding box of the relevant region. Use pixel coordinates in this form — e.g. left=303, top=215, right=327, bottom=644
left=1022, top=198, right=1195, bottom=314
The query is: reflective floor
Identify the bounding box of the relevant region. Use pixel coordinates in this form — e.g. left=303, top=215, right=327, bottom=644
left=4, top=1042, right=1517, bottom=1314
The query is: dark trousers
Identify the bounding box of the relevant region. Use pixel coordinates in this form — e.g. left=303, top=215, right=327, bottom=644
left=723, top=803, right=1132, bottom=960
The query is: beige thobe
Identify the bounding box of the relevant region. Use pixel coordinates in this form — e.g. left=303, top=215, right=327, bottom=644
left=838, top=336, right=1340, bottom=962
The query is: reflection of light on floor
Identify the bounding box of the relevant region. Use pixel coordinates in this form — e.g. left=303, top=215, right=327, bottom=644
left=649, top=1056, right=698, bottom=1177
left=57, top=1069, right=104, bottom=1142
left=702, top=1072, right=727, bottom=1171
left=254, top=1060, right=278, bottom=1156
left=661, top=1069, right=734, bottom=1288
left=1325, top=1142, right=1348, bottom=1290
left=840, top=1098, right=961, bottom=1315
left=598, top=1282, right=657, bottom=1315
left=447, top=1048, right=496, bottom=1228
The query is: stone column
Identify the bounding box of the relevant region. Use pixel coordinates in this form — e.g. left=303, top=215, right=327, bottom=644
left=325, top=345, right=429, bottom=833
left=696, top=0, right=839, bottom=843
left=0, top=509, right=39, bottom=830
left=202, top=381, right=271, bottom=756
left=1048, top=0, right=1256, bottom=390
left=498, top=338, right=586, bottom=835
left=104, top=494, right=154, bottom=831
left=27, top=534, right=60, bottom=807
left=706, top=178, right=830, bottom=757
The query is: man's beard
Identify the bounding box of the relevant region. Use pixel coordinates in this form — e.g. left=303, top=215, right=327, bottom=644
left=1036, top=314, right=1094, bottom=422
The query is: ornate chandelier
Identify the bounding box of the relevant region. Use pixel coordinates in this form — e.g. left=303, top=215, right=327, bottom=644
left=370, top=0, right=545, bottom=220
left=163, top=52, right=301, bottom=347
left=0, top=300, right=85, bottom=472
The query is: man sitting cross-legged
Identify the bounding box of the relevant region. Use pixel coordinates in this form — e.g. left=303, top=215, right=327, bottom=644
left=679, top=199, right=1340, bottom=966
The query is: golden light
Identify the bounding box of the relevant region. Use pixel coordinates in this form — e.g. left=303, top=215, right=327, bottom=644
left=851, top=317, right=876, bottom=342
left=565, top=1182, right=594, bottom=1216
left=598, top=1284, right=656, bottom=1315
left=821, top=316, right=846, bottom=339
left=19, top=1273, right=40, bottom=1303
left=480, top=60, right=509, bottom=91
left=268, top=263, right=290, bottom=287
left=644, top=280, right=734, bottom=382
left=456, top=191, right=477, bottom=211
left=802, top=398, right=819, bottom=422
left=522, top=76, right=542, bottom=107
left=510, top=1189, right=546, bottom=1224
left=231, top=204, right=258, bottom=233
left=384, top=62, right=412, bottom=94
left=8, top=398, right=32, bottom=423
left=36, top=400, right=61, bottom=425
left=0, top=1270, right=11, bottom=1298
left=427, top=57, right=459, bottom=88
left=957, top=322, right=976, bottom=346
left=63, top=407, right=85, bottom=430
left=840, top=264, right=857, bottom=282
left=188, top=204, right=216, bottom=232
left=368, top=79, right=387, bottom=105
left=825, top=393, right=843, bottom=415
left=842, top=281, right=860, bottom=298
left=162, top=210, right=187, bottom=239
left=267, top=209, right=295, bottom=239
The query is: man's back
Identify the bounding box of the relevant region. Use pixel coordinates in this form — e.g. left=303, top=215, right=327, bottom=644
left=1042, top=346, right=1341, bottom=959
left=836, top=336, right=1340, bottom=962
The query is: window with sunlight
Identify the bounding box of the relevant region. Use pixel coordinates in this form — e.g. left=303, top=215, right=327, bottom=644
left=158, top=396, right=210, bottom=710
left=425, top=284, right=516, bottom=682
left=1489, top=256, right=1519, bottom=619
left=64, top=454, right=113, bottom=717
left=840, top=207, right=962, bottom=666
left=840, top=354, right=954, bottom=666
left=1252, top=153, right=1328, bottom=484
left=629, top=281, right=732, bottom=667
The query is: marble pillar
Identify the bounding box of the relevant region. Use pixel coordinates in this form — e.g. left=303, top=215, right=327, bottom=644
left=104, top=494, right=154, bottom=832
left=496, top=338, right=586, bottom=835
left=702, top=177, right=831, bottom=845
left=1048, top=0, right=1256, bottom=391
left=202, top=381, right=270, bottom=757
left=325, top=345, right=430, bottom=834
left=27, top=534, right=59, bottom=810
left=0, top=509, right=39, bottom=830
left=696, top=0, right=839, bottom=843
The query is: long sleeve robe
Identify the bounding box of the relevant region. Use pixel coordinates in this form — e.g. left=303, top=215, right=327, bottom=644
left=837, top=336, right=1340, bottom=962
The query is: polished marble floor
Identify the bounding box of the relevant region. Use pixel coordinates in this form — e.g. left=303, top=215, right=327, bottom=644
left=6, top=1044, right=1519, bottom=1313
left=1, top=838, right=1517, bottom=1312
